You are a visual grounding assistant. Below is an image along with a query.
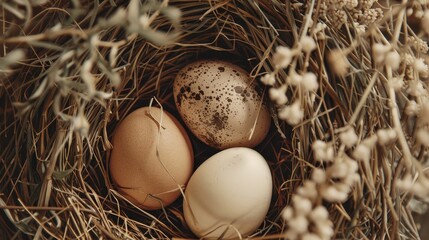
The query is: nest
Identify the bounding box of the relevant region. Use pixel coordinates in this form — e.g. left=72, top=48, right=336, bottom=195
left=0, top=0, right=426, bottom=239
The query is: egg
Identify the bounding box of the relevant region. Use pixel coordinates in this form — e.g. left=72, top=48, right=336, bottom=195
left=109, top=106, right=194, bottom=210
left=183, top=147, right=272, bottom=239
left=174, top=60, right=271, bottom=149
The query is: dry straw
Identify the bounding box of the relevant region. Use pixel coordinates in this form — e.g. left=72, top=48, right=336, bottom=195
left=1, top=0, right=428, bottom=239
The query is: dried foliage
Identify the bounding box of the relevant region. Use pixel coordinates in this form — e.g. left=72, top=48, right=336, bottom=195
left=1, top=0, right=428, bottom=239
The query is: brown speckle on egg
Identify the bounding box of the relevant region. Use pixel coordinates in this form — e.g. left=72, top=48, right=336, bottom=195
left=234, top=86, right=243, bottom=93
left=210, top=112, right=228, bottom=130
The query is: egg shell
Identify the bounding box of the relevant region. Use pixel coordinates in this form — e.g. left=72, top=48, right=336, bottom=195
left=109, top=107, right=194, bottom=210
left=183, top=147, right=272, bottom=239
left=174, top=60, right=271, bottom=149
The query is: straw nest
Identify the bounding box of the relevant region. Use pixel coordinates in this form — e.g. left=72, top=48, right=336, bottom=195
left=1, top=0, right=427, bottom=239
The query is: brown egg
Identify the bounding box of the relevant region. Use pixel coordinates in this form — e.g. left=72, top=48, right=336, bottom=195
left=109, top=107, right=193, bottom=210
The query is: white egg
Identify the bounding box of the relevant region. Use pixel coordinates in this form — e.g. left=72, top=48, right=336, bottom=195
left=183, top=147, right=272, bottom=239
left=174, top=60, right=271, bottom=149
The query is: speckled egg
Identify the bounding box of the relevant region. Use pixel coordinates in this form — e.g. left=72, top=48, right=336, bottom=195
left=173, top=60, right=271, bottom=149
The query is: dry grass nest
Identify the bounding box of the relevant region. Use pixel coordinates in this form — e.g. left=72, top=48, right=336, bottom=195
left=0, top=0, right=427, bottom=239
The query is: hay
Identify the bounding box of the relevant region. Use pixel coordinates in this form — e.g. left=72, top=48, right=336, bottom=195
left=0, top=0, right=427, bottom=239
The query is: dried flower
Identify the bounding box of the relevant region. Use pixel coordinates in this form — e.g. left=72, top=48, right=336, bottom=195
left=408, top=36, right=429, bottom=53
left=312, top=168, right=327, bottom=184
left=331, top=9, right=348, bottom=28
left=413, top=58, right=428, bottom=73
left=50, top=23, right=63, bottom=32
left=288, top=215, right=309, bottom=234
left=260, top=73, right=276, bottom=86
left=313, top=22, right=327, bottom=34
left=292, top=195, right=313, bottom=215
left=405, top=100, right=420, bottom=116
left=278, top=101, right=304, bottom=125
left=288, top=70, right=303, bottom=86
left=396, top=174, right=414, bottom=192
left=361, top=0, right=377, bottom=9
left=301, top=36, right=317, bottom=53
left=335, top=182, right=351, bottom=193
left=353, top=144, right=371, bottom=161
left=402, top=53, right=415, bottom=65
left=325, top=0, right=346, bottom=10
left=339, top=127, right=358, bottom=147
left=373, top=43, right=391, bottom=64
left=411, top=181, right=429, bottom=199
left=72, top=113, right=90, bottom=137
left=81, top=60, right=96, bottom=97
left=0, top=49, right=25, bottom=70
left=312, top=140, right=334, bottom=162
left=377, top=128, right=397, bottom=145
left=139, top=14, right=151, bottom=29
left=388, top=76, right=404, bottom=91
left=410, top=9, right=422, bottom=18
left=321, top=185, right=348, bottom=202
left=328, top=50, right=349, bottom=76
left=359, top=8, right=383, bottom=26
left=309, top=206, right=329, bottom=222
left=353, top=22, right=366, bottom=34
left=407, top=80, right=426, bottom=97
left=273, top=46, right=294, bottom=69
left=416, top=129, right=429, bottom=147
left=363, top=134, right=378, bottom=148
left=329, top=161, right=349, bottom=179
left=269, top=86, right=287, bottom=105
left=282, top=206, right=294, bottom=221
left=344, top=0, right=358, bottom=9
left=297, top=181, right=318, bottom=200
left=315, top=220, right=334, bottom=239
left=301, top=72, right=319, bottom=92
left=385, top=51, right=401, bottom=70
